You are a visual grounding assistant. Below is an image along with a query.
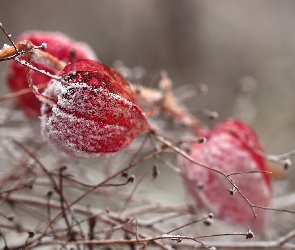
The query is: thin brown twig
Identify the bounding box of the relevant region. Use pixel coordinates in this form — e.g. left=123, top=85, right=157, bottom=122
left=252, top=205, right=295, bottom=214
left=9, top=231, right=251, bottom=249
left=33, top=141, right=166, bottom=248
left=121, top=204, right=193, bottom=218
left=58, top=167, right=72, bottom=239
left=118, top=166, right=154, bottom=215
left=226, top=170, right=272, bottom=177
left=0, top=83, right=47, bottom=102
left=12, top=141, right=84, bottom=244
left=166, top=214, right=211, bottom=234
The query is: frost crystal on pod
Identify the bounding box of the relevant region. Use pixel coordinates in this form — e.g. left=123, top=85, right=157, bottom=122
left=41, top=60, right=150, bottom=158
left=178, top=118, right=272, bottom=231
left=6, top=31, right=98, bottom=118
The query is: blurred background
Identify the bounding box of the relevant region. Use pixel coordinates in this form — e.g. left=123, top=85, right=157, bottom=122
left=1, top=0, right=295, bottom=154
left=0, top=0, right=295, bottom=239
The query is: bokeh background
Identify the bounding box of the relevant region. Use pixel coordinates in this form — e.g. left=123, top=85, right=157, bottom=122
left=1, top=0, right=295, bottom=153
left=0, top=0, right=295, bottom=239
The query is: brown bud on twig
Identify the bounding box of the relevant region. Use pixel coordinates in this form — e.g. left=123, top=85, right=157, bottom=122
left=246, top=228, right=254, bottom=239
left=228, top=186, right=236, bottom=195
left=152, top=164, right=160, bottom=179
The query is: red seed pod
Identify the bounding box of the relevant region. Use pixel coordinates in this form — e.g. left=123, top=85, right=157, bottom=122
left=179, top=118, right=272, bottom=231
left=6, top=31, right=97, bottom=118
left=41, top=60, right=150, bottom=158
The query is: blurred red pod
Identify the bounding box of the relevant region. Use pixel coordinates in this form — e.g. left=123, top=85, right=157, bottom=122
left=41, top=60, right=150, bottom=158
left=178, top=118, right=272, bottom=231
left=6, top=31, right=97, bottom=118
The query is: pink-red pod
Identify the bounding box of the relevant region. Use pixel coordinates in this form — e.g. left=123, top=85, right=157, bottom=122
left=41, top=60, right=150, bottom=158
left=6, top=31, right=97, bottom=118
left=179, top=118, right=272, bottom=231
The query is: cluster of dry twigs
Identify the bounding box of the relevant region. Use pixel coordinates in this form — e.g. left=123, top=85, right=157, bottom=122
left=1, top=23, right=295, bottom=250
left=0, top=115, right=295, bottom=250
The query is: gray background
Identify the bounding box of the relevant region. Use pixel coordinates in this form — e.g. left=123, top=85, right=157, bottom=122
left=0, top=1, right=295, bottom=233
left=1, top=1, right=295, bottom=153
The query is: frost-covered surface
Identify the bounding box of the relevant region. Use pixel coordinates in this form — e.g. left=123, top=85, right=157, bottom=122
left=19, top=30, right=98, bottom=62
left=179, top=119, right=272, bottom=231
left=41, top=61, right=149, bottom=158
left=2, top=43, right=10, bottom=49
left=6, top=31, right=98, bottom=118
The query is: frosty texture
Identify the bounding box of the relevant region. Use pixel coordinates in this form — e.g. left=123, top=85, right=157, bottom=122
left=41, top=60, right=150, bottom=158
left=6, top=31, right=97, bottom=118
left=179, top=118, right=272, bottom=231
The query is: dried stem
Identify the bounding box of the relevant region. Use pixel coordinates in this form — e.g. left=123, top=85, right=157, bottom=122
left=130, top=71, right=204, bottom=134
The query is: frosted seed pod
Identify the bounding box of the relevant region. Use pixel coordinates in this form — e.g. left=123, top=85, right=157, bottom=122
left=178, top=118, right=272, bottom=231
left=41, top=60, right=150, bottom=158
left=6, top=31, right=98, bottom=118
